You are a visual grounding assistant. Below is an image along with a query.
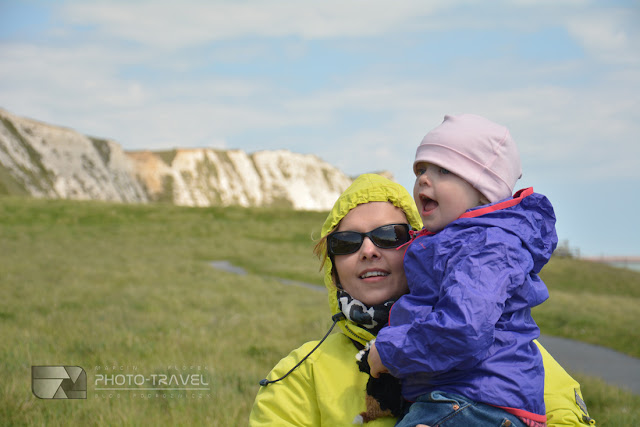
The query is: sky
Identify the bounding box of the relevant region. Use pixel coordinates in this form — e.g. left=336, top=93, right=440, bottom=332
left=1, top=0, right=639, bottom=258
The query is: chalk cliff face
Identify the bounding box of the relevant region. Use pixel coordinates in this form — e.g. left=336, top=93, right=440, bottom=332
left=0, top=108, right=355, bottom=210
left=127, top=148, right=353, bottom=210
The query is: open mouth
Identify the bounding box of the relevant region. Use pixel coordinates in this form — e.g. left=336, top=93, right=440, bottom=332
left=420, top=195, right=438, bottom=213
left=359, top=270, right=389, bottom=279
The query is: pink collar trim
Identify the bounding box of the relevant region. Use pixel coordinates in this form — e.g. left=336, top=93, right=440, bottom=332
left=459, top=187, right=533, bottom=220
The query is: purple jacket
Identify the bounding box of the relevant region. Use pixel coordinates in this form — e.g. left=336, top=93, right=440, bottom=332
left=376, top=188, right=557, bottom=419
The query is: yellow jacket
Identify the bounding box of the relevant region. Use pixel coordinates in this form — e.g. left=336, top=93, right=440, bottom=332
left=249, top=174, right=595, bottom=426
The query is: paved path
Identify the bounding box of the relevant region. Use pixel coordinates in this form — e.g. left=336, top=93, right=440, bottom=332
left=210, top=260, right=640, bottom=395
left=537, top=335, right=640, bottom=395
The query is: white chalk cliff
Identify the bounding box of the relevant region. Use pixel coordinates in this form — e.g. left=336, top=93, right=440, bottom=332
left=0, top=108, right=356, bottom=210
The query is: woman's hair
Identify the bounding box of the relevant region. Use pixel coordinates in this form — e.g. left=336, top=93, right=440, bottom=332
left=313, top=225, right=337, bottom=272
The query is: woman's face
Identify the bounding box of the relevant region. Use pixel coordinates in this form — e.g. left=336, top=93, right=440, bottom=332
left=332, top=201, right=409, bottom=306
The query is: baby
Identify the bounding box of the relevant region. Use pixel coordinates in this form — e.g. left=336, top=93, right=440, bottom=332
left=369, top=114, right=557, bottom=427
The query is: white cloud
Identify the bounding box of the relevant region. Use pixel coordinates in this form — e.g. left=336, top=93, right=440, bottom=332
left=57, top=0, right=445, bottom=49
left=566, top=8, right=640, bottom=65
left=2, top=3, right=639, bottom=180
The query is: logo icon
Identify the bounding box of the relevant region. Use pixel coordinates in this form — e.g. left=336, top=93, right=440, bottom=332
left=32, top=366, right=87, bottom=399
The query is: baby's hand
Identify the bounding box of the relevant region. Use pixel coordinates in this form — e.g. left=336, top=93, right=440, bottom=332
left=367, top=342, right=389, bottom=378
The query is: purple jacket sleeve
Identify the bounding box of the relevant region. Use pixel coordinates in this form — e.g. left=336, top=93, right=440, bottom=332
left=376, top=226, right=535, bottom=378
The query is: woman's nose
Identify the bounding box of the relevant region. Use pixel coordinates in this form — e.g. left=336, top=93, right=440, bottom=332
left=359, top=237, right=380, bottom=258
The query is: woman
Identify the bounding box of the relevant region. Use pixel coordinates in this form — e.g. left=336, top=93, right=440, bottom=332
left=249, top=173, right=595, bottom=426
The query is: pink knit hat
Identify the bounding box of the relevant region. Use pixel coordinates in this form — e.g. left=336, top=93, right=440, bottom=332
left=414, top=114, right=522, bottom=203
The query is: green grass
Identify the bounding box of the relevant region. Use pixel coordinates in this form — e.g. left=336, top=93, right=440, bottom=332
left=536, top=257, right=640, bottom=358
left=571, top=374, right=640, bottom=426
left=1, top=195, right=638, bottom=425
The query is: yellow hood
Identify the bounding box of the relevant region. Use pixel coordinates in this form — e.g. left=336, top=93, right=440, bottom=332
left=320, top=174, right=422, bottom=345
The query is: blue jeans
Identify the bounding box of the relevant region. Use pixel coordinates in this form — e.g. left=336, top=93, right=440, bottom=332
left=396, top=391, right=526, bottom=427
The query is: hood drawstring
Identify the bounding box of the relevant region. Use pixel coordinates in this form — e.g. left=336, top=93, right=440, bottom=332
left=395, top=228, right=431, bottom=252
left=259, top=312, right=346, bottom=386
left=411, top=228, right=434, bottom=238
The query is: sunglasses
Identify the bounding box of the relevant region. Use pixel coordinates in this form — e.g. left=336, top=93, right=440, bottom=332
left=327, top=223, right=412, bottom=256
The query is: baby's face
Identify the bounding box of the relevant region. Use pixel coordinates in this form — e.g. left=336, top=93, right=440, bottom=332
left=413, top=162, right=488, bottom=232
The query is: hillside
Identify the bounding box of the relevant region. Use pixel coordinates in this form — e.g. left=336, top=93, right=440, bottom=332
left=0, top=107, right=354, bottom=210
left=0, top=196, right=638, bottom=425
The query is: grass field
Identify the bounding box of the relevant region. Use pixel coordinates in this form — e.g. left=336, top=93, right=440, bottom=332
left=1, top=196, right=638, bottom=425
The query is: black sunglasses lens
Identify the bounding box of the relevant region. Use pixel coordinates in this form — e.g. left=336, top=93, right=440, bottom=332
left=329, top=224, right=410, bottom=255
left=371, top=224, right=410, bottom=248
left=329, top=232, right=363, bottom=255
